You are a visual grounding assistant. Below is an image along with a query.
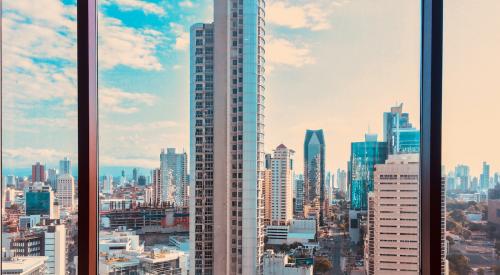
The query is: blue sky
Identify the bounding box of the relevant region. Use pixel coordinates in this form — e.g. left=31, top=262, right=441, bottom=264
left=3, top=0, right=500, bottom=177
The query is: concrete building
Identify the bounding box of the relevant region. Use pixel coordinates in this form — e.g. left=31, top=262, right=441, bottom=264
left=366, top=154, right=419, bottom=274
left=189, top=0, right=266, bottom=273
left=44, top=224, right=66, bottom=275
left=295, top=175, right=305, bottom=215
left=1, top=256, right=48, bottom=275
left=10, top=231, right=45, bottom=257
left=263, top=250, right=313, bottom=275
left=270, top=144, right=294, bottom=225
left=266, top=219, right=317, bottom=248
left=151, top=168, right=162, bottom=206
left=140, top=249, right=187, bottom=275
left=56, top=174, right=75, bottom=211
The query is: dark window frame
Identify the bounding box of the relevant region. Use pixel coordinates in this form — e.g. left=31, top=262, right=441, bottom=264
left=0, top=0, right=440, bottom=274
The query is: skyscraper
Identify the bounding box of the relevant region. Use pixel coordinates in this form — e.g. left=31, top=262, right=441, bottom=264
left=480, top=161, right=490, bottom=191
left=263, top=155, right=272, bottom=225
left=294, top=175, right=305, bottom=215
left=47, top=168, right=58, bottom=191
left=349, top=133, right=388, bottom=243
left=270, top=144, right=294, bottom=225
left=455, top=165, right=470, bottom=191
left=56, top=174, right=75, bottom=211
left=25, top=184, right=56, bottom=219
left=160, top=148, right=188, bottom=206
left=189, top=0, right=266, bottom=273
left=44, top=224, right=66, bottom=275
left=151, top=168, right=162, bottom=206
left=102, top=175, right=113, bottom=195
left=32, top=162, right=45, bottom=183
left=59, top=157, right=71, bottom=175
left=303, top=129, right=326, bottom=223
left=383, top=103, right=420, bottom=154
left=366, top=154, right=420, bottom=274
left=336, top=169, right=347, bottom=194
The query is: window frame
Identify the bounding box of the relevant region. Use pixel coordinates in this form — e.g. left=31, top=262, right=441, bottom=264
left=64, top=0, right=444, bottom=274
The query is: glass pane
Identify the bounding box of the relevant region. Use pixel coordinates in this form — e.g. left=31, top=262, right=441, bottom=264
left=97, top=1, right=421, bottom=274
left=443, top=1, right=500, bottom=274
left=1, top=0, right=78, bottom=274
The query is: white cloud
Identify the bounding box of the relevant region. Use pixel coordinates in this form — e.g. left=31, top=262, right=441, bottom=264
left=267, top=0, right=349, bottom=31
left=99, top=14, right=164, bottom=70
left=103, top=120, right=179, bottom=132
left=101, top=0, right=166, bottom=16
left=100, top=87, right=157, bottom=114
left=3, top=147, right=76, bottom=168
left=179, top=1, right=195, bottom=8
left=170, top=23, right=190, bottom=51
left=266, top=36, right=315, bottom=70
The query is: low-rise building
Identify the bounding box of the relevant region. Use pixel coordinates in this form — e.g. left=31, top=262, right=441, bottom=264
left=1, top=256, right=48, bottom=275
left=263, top=250, right=313, bottom=275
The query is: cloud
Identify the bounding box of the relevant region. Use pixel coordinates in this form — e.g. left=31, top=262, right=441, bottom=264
left=267, top=0, right=349, bottom=31
left=170, top=23, right=190, bottom=51
left=100, top=87, right=157, bottom=114
left=99, top=14, right=164, bottom=71
left=266, top=36, right=315, bottom=70
left=101, top=0, right=166, bottom=16
left=3, top=147, right=76, bottom=168
left=179, top=1, right=195, bottom=8
left=103, top=120, right=179, bottom=132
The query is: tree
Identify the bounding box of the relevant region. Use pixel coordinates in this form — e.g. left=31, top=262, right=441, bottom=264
left=450, top=209, right=467, bottom=224
left=289, top=242, right=303, bottom=250
left=448, top=254, right=471, bottom=275
left=314, top=256, right=333, bottom=274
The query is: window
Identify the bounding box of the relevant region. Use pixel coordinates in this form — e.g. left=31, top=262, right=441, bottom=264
left=443, top=1, right=500, bottom=274
left=2, top=0, right=78, bottom=274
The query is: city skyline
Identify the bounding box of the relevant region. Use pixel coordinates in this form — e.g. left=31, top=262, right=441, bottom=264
left=2, top=0, right=500, bottom=178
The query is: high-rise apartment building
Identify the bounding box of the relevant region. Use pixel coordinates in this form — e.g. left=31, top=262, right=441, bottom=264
left=455, top=165, right=470, bottom=191
left=151, top=168, right=162, bottom=206
left=32, top=162, right=45, bottom=183
left=349, top=133, right=388, bottom=243
left=383, top=104, right=420, bottom=155
left=56, top=174, right=75, bottom=211
left=189, top=0, right=266, bottom=273
left=59, top=157, right=71, bottom=175
left=480, top=161, right=490, bottom=191
left=366, top=154, right=420, bottom=274
left=44, top=224, right=66, bottom=275
left=160, top=148, right=188, bottom=206
left=303, top=129, right=326, bottom=224
left=270, top=144, right=294, bottom=225
left=102, top=175, right=113, bottom=195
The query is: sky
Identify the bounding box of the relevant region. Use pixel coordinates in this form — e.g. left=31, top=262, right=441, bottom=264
left=2, top=0, right=499, bottom=178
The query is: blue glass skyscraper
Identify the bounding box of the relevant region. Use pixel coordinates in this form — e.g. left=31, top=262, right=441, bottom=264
left=303, top=129, right=326, bottom=223
left=383, top=103, right=420, bottom=154
left=349, top=134, right=388, bottom=211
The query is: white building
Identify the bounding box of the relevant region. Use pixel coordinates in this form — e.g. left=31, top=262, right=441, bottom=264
left=263, top=250, right=313, bottom=275
left=366, top=154, right=419, bottom=274
left=44, top=224, right=66, bottom=275
left=1, top=256, right=48, bottom=275
left=102, top=175, right=113, bottom=195
left=266, top=219, right=317, bottom=248
left=271, top=144, right=295, bottom=225
left=56, top=174, right=75, bottom=211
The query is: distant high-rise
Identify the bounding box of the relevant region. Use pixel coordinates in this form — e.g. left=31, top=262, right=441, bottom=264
left=25, top=184, right=56, bottom=219
left=102, top=175, right=113, bottom=195
left=495, top=172, right=500, bottom=187
left=56, top=174, right=75, bottom=211
left=480, top=161, right=490, bottom=190
left=336, top=169, right=347, bottom=194
left=349, top=133, right=388, bottom=243
left=383, top=103, right=419, bottom=154
left=151, top=168, right=162, bottom=206
left=132, top=168, right=138, bottom=183
left=160, top=148, right=188, bottom=206
left=47, top=168, right=58, bottom=190
left=263, top=158, right=272, bottom=225
left=303, top=129, right=326, bottom=223
left=31, top=162, right=45, bottom=183
left=295, top=175, right=305, bottom=215
left=59, top=157, right=71, bottom=175
left=270, top=144, right=294, bottom=225
left=189, top=0, right=266, bottom=272
left=455, top=165, right=470, bottom=191
left=365, top=154, right=420, bottom=274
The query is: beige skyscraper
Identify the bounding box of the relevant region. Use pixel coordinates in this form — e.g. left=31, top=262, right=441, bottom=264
left=263, top=168, right=272, bottom=226
left=270, top=144, right=294, bottom=225
left=189, top=0, right=266, bottom=274
left=366, top=154, right=420, bottom=274
left=56, top=174, right=75, bottom=211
